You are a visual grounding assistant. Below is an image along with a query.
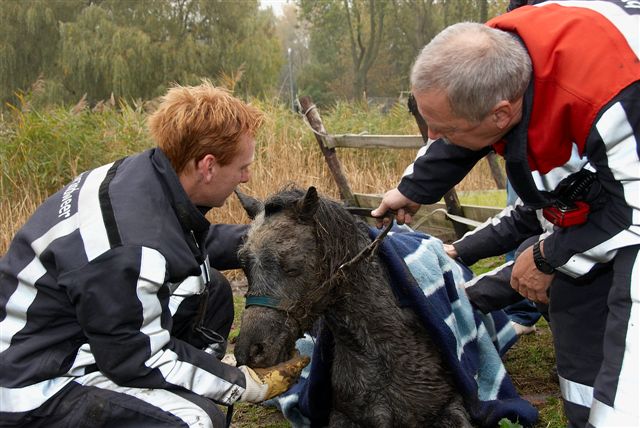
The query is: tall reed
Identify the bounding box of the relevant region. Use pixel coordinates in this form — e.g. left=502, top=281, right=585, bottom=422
left=1, top=100, right=499, bottom=255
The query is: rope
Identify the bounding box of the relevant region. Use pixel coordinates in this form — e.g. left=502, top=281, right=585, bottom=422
left=298, top=103, right=331, bottom=139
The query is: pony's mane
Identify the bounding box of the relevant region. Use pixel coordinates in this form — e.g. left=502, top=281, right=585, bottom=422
left=263, top=185, right=372, bottom=277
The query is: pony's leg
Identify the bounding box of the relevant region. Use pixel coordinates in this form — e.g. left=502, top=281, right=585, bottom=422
left=434, top=396, right=474, bottom=428
left=328, top=410, right=360, bottom=428
left=329, top=409, right=396, bottom=428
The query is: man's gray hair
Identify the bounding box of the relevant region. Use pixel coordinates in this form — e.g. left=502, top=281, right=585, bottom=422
left=411, top=22, right=531, bottom=122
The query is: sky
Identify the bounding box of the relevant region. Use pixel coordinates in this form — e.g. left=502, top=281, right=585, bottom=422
left=259, top=0, right=289, bottom=16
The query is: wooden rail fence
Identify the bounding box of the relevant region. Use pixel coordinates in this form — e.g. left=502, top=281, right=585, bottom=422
left=298, top=95, right=505, bottom=243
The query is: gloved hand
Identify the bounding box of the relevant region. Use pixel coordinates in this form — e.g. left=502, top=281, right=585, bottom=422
left=221, top=353, right=237, bottom=366
left=238, top=353, right=310, bottom=403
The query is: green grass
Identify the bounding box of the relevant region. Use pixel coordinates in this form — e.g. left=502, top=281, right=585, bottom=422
left=229, top=295, right=246, bottom=345
left=538, top=396, right=568, bottom=428
left=458, top=189, right=507, bottom=207
left=469, top=255, right=506, bottom=275
left=503, top=318, right=567, bottom=428
left=227, top=403, right=289, bottom=428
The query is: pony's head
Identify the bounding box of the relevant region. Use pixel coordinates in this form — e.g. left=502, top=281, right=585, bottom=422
left=233, top=185, right=367, bottom=367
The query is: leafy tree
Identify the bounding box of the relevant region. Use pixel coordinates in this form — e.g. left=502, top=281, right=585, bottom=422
left=0, top=0, right=84, bottom=107
left=296, top=1, right=347, bottom=105
left=2, top=0, right=283, bottom=107
left=209, top=7, right=283, bottom=97
left=60, top=5, right=159, bottom=102
left=297, top=0, right=511, bottom=102
left=276, top=3, right=310, bottom=69
left=343, top=0, right=386, bottom=99
left=0, top=0, right=512, bottom=108
left=299, top=0, right=387, bottom=101
left=390, top=0, right=441, bottom=53
left=382, top=0, right=444, bottom=96
left=274, top=3, right=310, bottom=104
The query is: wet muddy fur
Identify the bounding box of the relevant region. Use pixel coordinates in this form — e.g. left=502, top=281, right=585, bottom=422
left=234, top=186, right=473, bottom=427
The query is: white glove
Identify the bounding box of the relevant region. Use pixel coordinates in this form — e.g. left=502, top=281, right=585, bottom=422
left=221, top=353, right=237, bottom=366
left=238, top=354, right=310, bottom=403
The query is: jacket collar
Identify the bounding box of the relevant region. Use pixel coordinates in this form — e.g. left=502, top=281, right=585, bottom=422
left=150, top=148, right=210, bottom=246
left=501, top=80, right=554, bottom=209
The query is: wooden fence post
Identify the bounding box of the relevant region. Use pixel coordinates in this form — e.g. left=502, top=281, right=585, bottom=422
left=486, top=152, right=507, bottom=189
left=407, top=94, right=469, bottom=239
left=299, top=96, right=357, bottom=206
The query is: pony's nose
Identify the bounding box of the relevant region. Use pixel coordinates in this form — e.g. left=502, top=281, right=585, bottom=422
left=249, top=342, right=265, bottom=363
left=234, top=344, right=248, bottom=367
left=234, top=341, right=266, bottom=367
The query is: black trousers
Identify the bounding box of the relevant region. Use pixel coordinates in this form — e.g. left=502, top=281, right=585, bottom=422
left=549, top=265, right=611, bottom=427
left=465, top=236, right=549, bottom=319
left=548, top=246, right=640, bottom=427
left=2, top=269, right=235, bottom=428
left=11, top=380, right=228, bottom=428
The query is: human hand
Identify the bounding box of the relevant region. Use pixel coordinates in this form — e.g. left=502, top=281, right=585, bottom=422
left=238, top=353, right=310, bottom=403
left=371, top=188, right=421, bottom=227
left=443, top=244, right=458, bottom=259
left=511, top=245, right=553, bottom=304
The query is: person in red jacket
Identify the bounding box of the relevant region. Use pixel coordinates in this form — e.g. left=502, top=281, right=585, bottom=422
left=373, top=2, right=639, bottom=426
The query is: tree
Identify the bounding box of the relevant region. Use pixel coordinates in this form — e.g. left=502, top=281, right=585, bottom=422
left=389, top=0, right=441, bottom=53
left=382, top=0, right=497, bottom=95
left=2, top=0, right=284, bottom=107
left=382, top=0, right=443, bottom=95
left=60, top=5, right=160, bottom=102
left=299, top=0, right=386, bottom=101
left=343, top=0, right=386, bottom=99
left=0, top=0, right=511, bottom=108
left=232, top=9, right=284, bottom=97
left=276, top=3, right=310, bottom=70
left=274, top=3, right=310, bottom=104
left=0, top=0, right=84, bottom=107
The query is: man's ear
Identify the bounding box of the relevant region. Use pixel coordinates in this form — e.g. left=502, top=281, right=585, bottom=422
left=197, top=154, right=217, bottom=182
left=492, top=100, right=515, bottom=130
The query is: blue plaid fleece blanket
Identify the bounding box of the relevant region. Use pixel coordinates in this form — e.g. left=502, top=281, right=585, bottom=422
left=266, top=225, right=539, bottom=427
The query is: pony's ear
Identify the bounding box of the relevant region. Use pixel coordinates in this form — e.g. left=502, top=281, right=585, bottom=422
left=235, top=189, right=264, bottom=219
left=298, top=186, right=319, bottom=221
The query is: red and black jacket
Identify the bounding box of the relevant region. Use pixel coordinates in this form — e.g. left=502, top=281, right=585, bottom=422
left=398, top=0, right=640, bottom=278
